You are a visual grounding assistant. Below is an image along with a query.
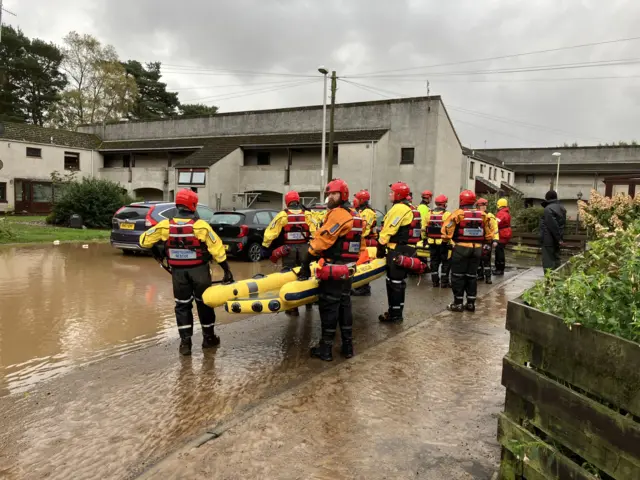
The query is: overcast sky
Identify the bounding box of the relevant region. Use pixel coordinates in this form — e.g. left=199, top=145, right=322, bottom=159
left=4, top=0, right=639, bottom=148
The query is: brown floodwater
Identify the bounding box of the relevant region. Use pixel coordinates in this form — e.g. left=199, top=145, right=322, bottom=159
left=0, top=243, right=274, bottom=396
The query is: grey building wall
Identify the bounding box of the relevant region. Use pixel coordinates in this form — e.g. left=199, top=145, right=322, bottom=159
left=481, top=146, right=640, bottom=167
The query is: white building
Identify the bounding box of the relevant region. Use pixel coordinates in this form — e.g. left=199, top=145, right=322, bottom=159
left=0, top=123, right=100, bottom=213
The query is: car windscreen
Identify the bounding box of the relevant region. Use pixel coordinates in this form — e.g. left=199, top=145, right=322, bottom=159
left=114, top=206, right=149, bottom=220
left=210, top=213, right=245, bottom=225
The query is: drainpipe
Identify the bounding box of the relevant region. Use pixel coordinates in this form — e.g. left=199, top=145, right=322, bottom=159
left=369, top=141, right=375, bottom=193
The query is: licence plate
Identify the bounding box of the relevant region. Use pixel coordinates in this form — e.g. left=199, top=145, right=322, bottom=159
left=120, top=223, right=135, bottom=230
left=286, top=232, right=305, bottom=241
left=168, top=249, right=197, bottom=260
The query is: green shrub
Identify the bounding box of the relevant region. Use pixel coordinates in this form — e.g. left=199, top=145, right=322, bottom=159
left=513, top=206, right=544, bottom=233
left=523, top=222, right=640, bottom=342
left=0, top=219, right=16, bottom=240
left=49, top=177, right=136, bottom=228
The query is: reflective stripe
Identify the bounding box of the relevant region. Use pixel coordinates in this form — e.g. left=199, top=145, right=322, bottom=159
left=170, top=233, right=196, bottom=238
left=175, top=296, right=194, bottom=303
left=455, top=296, right=464, bottom=300
left=467, top=296, right=476, bottom=300
left=452, top=273, right=465, bottom=277
left=286, top=221, right=307, bottom=225
left=177, top=325, right=192, bottom=330
left=465, top=274, right=477, bottom=277
left=201, top=323, right=214, bottom=328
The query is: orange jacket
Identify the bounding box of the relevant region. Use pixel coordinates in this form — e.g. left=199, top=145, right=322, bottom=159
left=309, top=206, right=367, bottom=260
left=441, top=208, right=494, bottom=248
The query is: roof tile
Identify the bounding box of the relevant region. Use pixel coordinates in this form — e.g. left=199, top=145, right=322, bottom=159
left=0, top=122, right=101, bottom=149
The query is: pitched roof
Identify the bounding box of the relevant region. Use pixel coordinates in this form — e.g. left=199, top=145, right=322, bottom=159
left=0, top=122, right=101, bottom=149
left=98, top=129, right=389, bottom=167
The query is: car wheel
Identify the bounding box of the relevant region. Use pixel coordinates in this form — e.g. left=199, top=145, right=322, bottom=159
left=246, top=242, right=262, bottom=262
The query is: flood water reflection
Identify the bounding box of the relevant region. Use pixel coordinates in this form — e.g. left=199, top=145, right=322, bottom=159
left=0, top=243, right=275, bottom=396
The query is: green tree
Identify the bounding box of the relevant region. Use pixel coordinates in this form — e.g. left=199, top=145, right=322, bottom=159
left=123, top=60, right=179, bottom=119
left=0, top=26, right=29, bottom=123
left=55, top=31, right=137, bottom=127
left=179, top=103, right=218, bottom=116
left=0, top=26, right=68, bottom=126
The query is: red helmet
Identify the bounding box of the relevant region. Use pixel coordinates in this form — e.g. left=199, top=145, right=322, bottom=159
left=325, top=178, right=349, bottom=201
left=352, top=197, right=360, bottom=209
left=354, top=189, right=370, bottom=203
left=459, top=190, right=476, bottom=207
left=389, top=182, right=410, bottom=202
left=476, top=197, right=488, bottom=206
left=175, top=189, right=198, bottom=212
left=435, top=194, right=448, bottom=205
left=421, top=190, right=433, bottom=199
left=284, top=191, right=300, bottom=206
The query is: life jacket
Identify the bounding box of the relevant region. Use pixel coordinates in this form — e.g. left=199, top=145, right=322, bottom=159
left=165, top=219, right=210, bottom=267
left=453, top=208, right=485, bottom=243
left=427, top=208, right=446, bottom=239
left=358, top=205, right=378, bottom=239
left=322, top=208, right=364, bottom=263
left=389, top=202, right=421, bottom=245
left=282, top=209, right=310, bottom=244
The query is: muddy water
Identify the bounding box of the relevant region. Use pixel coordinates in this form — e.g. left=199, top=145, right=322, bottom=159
left=0, top=243, right=273, bottom=396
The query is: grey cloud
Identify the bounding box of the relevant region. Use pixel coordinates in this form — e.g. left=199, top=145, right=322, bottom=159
left=6, top=0, right=640, bottom=147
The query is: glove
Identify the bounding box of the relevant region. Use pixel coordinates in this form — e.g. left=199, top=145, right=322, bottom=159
left=261, top=246, right=271, bottom=259
left=219, top=260, right=234, bottom=284
left=376, top=243, right=387, bottom=259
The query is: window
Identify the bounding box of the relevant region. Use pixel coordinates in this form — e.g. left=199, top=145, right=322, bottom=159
left=158, top=207, right=178, bottom=220
left=26, top=147, right=42, bottom=158
left=400, top=148, right=414, bottom=165
left=494, top=169, right=498, bottom=180
left=257, top=152, right=271, bottom=166
left=469, top=161, right=475, bottom=180
left=32, top=182, right=53, bottom=202
left=507, top=172, right=511, bottom=184
left=488, top=167, right=492, bottom=178
left=123, top=154, right=131, bottom=168
left=501, top=170, right=505, bottom=179
left=196, top=206, right=214, bottom=222
left=254, top=211, right=272, bottom=225
left=178, top=169, right=206, bottom=185
left=64, top=151, right=80, bottom=171
left=480, top=164, right=485, bottom=173
left=0, top=182, right=6, bottom=202
left=526, top=175, right=535, bottom=184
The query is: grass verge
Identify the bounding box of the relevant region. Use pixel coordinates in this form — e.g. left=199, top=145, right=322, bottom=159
left=0, top=216, right=111, bottom=245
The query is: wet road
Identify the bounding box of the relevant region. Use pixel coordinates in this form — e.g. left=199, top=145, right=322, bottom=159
left=0, top=243, right=270, bottom=396
left=0, top=242, right=528, bottom=479
left=142, top=269, right=542, bottom=479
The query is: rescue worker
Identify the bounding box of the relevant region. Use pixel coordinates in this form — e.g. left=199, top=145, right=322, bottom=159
left=493, top=198, right=512, bottom=275
left=351, top=189, right=378, bottom=297
left=140, top=189, right=234, bottom=356
left=417, top=190, right=433, bottom=232
left=261, top=190, right=314, bottom=316
left=377, top=182, right=421, bottom=324
left=426, top=194, right=452, bottom=288
left=308, top=204, right=327, bottom=232
left=298, top=179, right=365, bottom=361
left=441, top=190, right=493, bottom=313
left=475, top=198, right=499, bottom=284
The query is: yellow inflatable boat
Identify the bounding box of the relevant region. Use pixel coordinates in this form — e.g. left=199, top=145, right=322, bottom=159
left=225, top=255, right=386, bottom=314
left=202, top=265, right=317, bottom=308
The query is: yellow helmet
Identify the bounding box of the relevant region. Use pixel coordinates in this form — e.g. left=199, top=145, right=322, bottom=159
left=497, top=198, right=508, bottom=208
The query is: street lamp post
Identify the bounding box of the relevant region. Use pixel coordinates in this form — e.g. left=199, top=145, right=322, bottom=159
left=318, top=66, right=329, bottom=202
left=552, top=152, right=561, bottom=195
left=576, top=191, right=583, bottom=234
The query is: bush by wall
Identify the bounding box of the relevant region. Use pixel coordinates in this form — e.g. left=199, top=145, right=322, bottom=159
left=48, top=177, right=136, bottom=229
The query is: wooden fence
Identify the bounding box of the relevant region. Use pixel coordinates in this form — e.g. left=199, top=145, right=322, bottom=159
left=497, top=299, right=640, bottom=479
left=508, top=232, right=587, bottom=252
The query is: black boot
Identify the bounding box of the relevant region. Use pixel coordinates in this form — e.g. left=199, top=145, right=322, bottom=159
left=285, top=307, right=300, bottom=317
left=465, top=302, right=476, bottom=312
left=432, top=275, right=440, bottom=288
left=341, top=339, right=354, bottom=359
left=441, top=278, right=451, bottom=288
left=378, top=312, right=403, bottom=324
left=351, top=285, right=371, bottom=296
left=447, top=303, right=464, bottom=313
left=305, top=303, right=314, bottom=310
left=202, top=334, right=220, bottom=349
left=493, top=269, right=504, bottom=276
left=485, top=277, right=492, bottom=284
left=179, top=338, right=192, bottom=356
left=310, top=341, right=333, bottom=361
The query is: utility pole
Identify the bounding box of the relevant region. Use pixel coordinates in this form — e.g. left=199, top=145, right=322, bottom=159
left=326, top=70, right=337, bottom=184
left=0, top=0, right=18, bottom=44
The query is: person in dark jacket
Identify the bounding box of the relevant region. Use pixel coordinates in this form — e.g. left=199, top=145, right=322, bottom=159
left=539, top=190, right=567, bottom=272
